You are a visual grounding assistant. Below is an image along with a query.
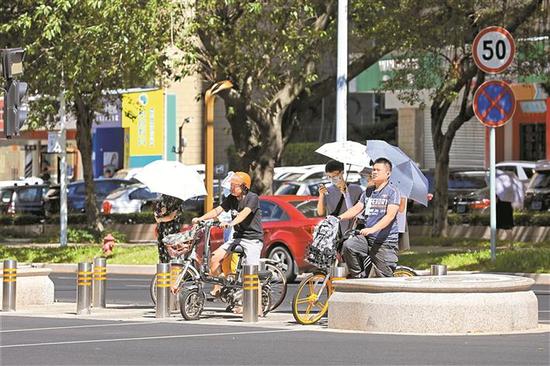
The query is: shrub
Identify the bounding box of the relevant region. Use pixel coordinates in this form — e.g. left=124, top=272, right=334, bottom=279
left=13, top=215, right=43, bottom=225
left=67, top=228, right=98, bottom=244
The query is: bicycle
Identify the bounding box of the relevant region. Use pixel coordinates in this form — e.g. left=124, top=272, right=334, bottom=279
left=292, top=228, right=416, bottom=325
left=151, top=220, right=287, bottom=320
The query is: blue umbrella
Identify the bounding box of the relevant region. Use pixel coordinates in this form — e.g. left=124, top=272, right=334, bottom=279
left=366, top=140, right=429, bottom=206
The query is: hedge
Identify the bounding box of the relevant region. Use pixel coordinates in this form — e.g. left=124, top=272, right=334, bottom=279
left=0, top=211, right=198, bottom=227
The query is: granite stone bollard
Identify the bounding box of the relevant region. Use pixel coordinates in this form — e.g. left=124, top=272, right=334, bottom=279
left=328, top=274, right=538, bottom=334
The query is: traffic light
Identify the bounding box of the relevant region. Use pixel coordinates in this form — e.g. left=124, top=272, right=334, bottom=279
left=3, top=79, right=28, bottom=138
left=2, top=48, right=27, bottom=138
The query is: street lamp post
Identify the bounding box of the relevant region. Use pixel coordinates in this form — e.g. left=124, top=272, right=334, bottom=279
left=204, top=80, right=233, bottom=213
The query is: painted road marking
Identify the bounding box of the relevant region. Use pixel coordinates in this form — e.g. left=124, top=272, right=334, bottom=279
left=0, top=321, right=156, bottom=333
left=0, top=329, right=300, bottom=349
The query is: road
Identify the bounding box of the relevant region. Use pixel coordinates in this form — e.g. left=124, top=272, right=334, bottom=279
left=0, top=273, right=547, bottom=366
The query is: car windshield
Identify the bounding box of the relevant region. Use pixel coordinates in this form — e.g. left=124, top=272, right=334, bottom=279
left=289, top=200, right=320, bottom=218
left=449, top=173, right=487, bottom=189
left=275, top=183, right=300, bottom=195
left=529, top=171, right=550, bottom=189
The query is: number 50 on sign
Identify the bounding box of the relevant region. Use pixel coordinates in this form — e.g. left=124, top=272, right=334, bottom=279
left=473, top=26, right=515, bottom=74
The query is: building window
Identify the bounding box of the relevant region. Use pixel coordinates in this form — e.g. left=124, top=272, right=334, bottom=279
left=520, top=123, right=546, bottom=161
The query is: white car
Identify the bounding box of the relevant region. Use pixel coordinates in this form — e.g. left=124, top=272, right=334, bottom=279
left=102, top=184, right=160, bottom=214
left=495, top=161, right=536, bottom=182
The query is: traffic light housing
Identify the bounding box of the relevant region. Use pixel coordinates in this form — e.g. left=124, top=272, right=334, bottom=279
left=3, top=79, right=28, bottom=138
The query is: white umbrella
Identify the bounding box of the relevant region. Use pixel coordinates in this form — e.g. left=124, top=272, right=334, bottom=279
left=315, top=141, right=372, bottom=168
left=134, top=160, right=207, bottom=201
left=494, top=171, right=525, bottom=209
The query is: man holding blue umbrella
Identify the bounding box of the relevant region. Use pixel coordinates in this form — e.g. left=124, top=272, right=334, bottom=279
left=337, top=157, right=401, bottom=278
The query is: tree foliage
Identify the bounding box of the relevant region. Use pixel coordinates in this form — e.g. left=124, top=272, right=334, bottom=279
left=379, top=0, right=549, bottom=235
left=1, top=0, right=172, bottom=229
left=172, top=0, right=425, bottom=193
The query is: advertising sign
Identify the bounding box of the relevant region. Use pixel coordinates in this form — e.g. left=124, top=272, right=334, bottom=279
left=122, top=89, right=164, bottom=157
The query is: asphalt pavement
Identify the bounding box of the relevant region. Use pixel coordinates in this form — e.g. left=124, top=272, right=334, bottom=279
left=0, top=273, right=548, bottom=366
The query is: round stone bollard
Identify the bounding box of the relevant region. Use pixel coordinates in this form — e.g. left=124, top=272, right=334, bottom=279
left=328, top=274, right=538, bottom=334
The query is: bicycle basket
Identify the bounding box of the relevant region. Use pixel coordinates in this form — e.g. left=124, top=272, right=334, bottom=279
left=305, top=215, right=340, bottom=270
left=162, top=228, right=197, bottom=259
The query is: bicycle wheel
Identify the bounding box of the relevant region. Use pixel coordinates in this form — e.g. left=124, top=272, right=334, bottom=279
left=292, top=273, right=332, bottom=325
left=263, top=262, right=288, bottom=312
left=150, top=268, right=194, bottom=305
left=393, top=266, right=417, bottom=277
left=179, top=287, right=205, bottom=320
left=149, top=274, right=158, bottom=305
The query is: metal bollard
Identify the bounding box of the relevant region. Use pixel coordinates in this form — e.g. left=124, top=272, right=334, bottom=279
left=169, top=260, right=184, bottom=312
left=430, top=264, right=448, bottom=276
left=242, top=264, right=259, bottom=322
left=2, top=260, right=17, bottom=311
left=76, top=262, right=93, bottom=315
left=156, top=263, right=171, bottom=318
left=92, top=257, right=107, bottom=308
left=330, top=265, right=347, bottom=281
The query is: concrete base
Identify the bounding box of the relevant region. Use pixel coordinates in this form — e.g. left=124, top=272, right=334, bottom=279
left=328, top=274, right=539, bottom=334
left=0, top=267, right=55, bottom=309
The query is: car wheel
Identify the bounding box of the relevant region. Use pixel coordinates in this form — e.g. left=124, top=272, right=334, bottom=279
left=268, top=246, right=296, bottom=282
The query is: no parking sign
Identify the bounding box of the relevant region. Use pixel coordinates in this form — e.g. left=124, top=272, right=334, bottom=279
left=473, top=80, right=516, bottom=128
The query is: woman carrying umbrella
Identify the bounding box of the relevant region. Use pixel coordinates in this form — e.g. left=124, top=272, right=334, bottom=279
left=154, top=195, right=185, bottom=263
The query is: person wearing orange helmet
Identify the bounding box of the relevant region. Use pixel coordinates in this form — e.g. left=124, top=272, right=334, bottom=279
left=192, top=171, right=263, bottom=302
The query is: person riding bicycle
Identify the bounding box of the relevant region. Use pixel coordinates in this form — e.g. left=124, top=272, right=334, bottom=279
left=337, top=157, right=400, bottom=278
left=191, top=171, right=263, bottom=299
left=317, top=160, right=363, bottom=236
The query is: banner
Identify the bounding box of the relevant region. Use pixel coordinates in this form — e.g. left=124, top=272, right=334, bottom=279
left=122, top=89, right=164, bottom=157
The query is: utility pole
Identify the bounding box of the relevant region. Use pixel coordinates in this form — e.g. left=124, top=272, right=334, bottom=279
left=335, top=0, right=348, bottom=142
left=59, top=85, right=68, bottom=247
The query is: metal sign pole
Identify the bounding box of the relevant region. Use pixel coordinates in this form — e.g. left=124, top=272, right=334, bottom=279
left=489, top=127, right=497, bottom=261
left=59, top=87, right=68, bottom=247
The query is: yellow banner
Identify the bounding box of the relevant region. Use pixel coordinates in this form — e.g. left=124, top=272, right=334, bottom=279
left=122, top=90, right=164, bottom=156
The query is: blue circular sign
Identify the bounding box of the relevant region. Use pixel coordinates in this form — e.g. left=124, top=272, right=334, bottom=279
left=473, top=80, right=516, bottom=128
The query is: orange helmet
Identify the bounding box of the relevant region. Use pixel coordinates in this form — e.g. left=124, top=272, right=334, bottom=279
left=234, top=171, right=251, bottom=189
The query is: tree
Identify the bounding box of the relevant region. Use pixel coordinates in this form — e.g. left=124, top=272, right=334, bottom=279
left=381, top=0, right=549, bottom=236
left=1, top=0, right=171, bottom=230
left=173, top=0, right=424, bottom=193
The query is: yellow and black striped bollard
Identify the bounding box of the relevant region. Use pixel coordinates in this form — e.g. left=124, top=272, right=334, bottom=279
left=77, top=262, right=93, bottom=315
left=93, top=257, right=107, bottom=308
left=156, top=263, right=171, bottom=318
left=243, top=265, right=259, bottom=322
left=2, top=260, right=17, bottom=311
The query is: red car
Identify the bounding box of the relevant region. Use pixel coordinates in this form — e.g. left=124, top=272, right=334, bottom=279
left=190, top=195, right=322, bottom=282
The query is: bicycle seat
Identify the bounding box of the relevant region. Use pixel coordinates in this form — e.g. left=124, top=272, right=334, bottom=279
left=231, top=244, right=245, bottom=254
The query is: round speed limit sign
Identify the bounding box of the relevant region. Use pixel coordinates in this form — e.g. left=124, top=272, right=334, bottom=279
left=473, top=26, right=515, bottom=74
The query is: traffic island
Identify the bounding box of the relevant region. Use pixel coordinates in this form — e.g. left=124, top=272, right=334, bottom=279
left=328, top=274, right=538, bottom=334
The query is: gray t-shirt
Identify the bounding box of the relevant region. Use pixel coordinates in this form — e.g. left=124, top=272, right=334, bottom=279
left=362, top=183, right=400, bottom=244
left=221, top=192, right=263, bottom=241
left=324, top=183, right=363, bottom=235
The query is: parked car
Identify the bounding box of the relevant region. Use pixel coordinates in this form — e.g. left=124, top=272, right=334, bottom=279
left=67, top=179, right=134, bottom=212
left=524, top=160, right=550, bottom=211
left=274, top=179, right=325, bottom=196
left=452, top=187, right=490, bottom=214
left=187, top=195, right=322, bottom=282
left=409, top=168, right=489, bottom=212
left=496, top=161, right=536, bottom=183
left=102, top=184, right=161, bottom=214
left=0, top=183, right=49, bottom=216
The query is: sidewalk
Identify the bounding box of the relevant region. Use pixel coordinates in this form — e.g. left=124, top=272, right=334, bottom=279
left=31, top=263, right=550, bottom=285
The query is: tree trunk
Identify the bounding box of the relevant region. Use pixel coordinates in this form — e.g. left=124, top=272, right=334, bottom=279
left=74, top=94, right=103, bottom=232
left=432, top=144, right=450, bottom=237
